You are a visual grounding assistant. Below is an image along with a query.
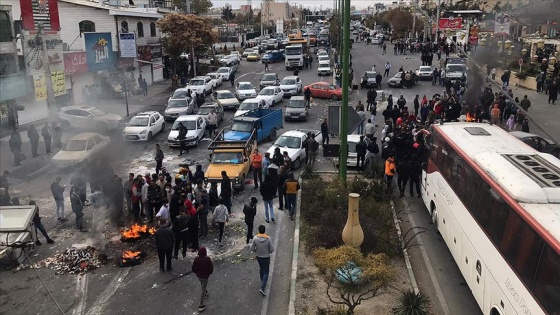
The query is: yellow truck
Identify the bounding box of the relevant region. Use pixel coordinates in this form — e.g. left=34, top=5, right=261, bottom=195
left=204, top=128, right=256, bottom=191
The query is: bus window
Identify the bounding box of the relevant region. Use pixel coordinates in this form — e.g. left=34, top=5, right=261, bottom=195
left=473, top=181, right=507, bottom=244
left=532, top=246, right=560, bottom=315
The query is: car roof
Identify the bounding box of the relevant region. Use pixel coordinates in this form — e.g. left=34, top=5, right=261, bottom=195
left=280, top=130, right=307, bottom=137
left=69, top=132, right=103, bottom=140
left=63, top=105, right=95, bottom=111
left=216, top=89, right=234, bottom=94
left=135, top=111, right=157, bottom=117
left=282, top=76, right=299, bottom=80
left=261, top=86, right=277, bottom=90
left=192, top=76, right=210, bottom=80
left=218, top=67, right=231, bottom=70
left=347, top=135, right=362, bottom=142
left=175, top=115, right=200, bottom=121
left=290, top=96, right=305, bottom=100
left=242, top=98, right=261, bottom=103
left=237, top=81, right=253, bottom=85
left=200, top=103, right=219, bottom=108
left=510, top=131, right=539, bottom=138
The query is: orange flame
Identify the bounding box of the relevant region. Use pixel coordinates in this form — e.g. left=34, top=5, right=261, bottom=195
left=121, top=224, right=156, bottom=240
left=466, top=112, right=476, bottom=122
left=122, top=250, right=142, bottom=259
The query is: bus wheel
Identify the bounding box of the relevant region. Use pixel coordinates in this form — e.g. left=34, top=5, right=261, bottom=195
left=431, top=205, right=438, bottom=229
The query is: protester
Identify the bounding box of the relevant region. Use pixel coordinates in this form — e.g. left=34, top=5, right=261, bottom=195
left=283, top=173, right=300, bottom=220
left=243, top=197, right=258, bottom=244
left=259, top=175, right=276, bottom=223
left=155, top=218, right=175, bottom=272
left=192, top=247, right=214, bottom=312
left=29, top=200, right=55, bottom=245
left=251, top=225, right=275, bottom=296
left=212, top=198, right=229, bottom=244
left=50, top=176, right=67, bottom=222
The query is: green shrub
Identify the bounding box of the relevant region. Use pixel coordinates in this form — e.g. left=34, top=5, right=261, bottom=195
left=392, top=290, right=431, bottom=315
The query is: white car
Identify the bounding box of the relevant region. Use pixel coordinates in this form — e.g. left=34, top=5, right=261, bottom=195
left=212, top=90, right=240, bottom=110
left=216, top=67, right=234, bottom=81
left=219, top=55, right=239, bottom=67
left=242, top=48, right=255, bottom=58
left=57, top=105, right=122, bottom=132
left=164, top=98, right=197, bottom=121
left=256, top=86, right=284, bottom=107
left=52, top=133, right=110, bottom=166
left=122, top=111, right=165, bottom=141
left=167, top=115, right=206, bottom=147
left=318, top=55, right=330, bottom=63
left=266, top=130, right=321, bottom=170
left=416, top=66, right=434, bottom=80
left=207, top=72, right=223, bottom=87
left=235, top=99, right=267, bottom=117
left=317, top=60, right=332, bottom=76
left=279, top=76, right=303, bottom=97
left=168, top=88, right=194, bottom=103
left=235, top=82, right=258, bottom=100
left=186, top=76, right=213, bottom=95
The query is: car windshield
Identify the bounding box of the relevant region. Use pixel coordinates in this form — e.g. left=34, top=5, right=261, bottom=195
left=64, top=139, right=87, bottom=151
left=366, top=72, right=376, bottom=78
left=88, top=108, right=107, bottom=117
left=208, top=74, right=217, bottom=79
left=259, top=89, right=274, bottom=96
left=238, top=83, right=254, bottom=90
left=128, top=116, right=149, bottom=126
left=172, top=120, right=196, bottom=130
left=419, top=67, right=431, bottom=72
left=189, top=79, right=204, bottom=86
left=447, top=65, right=466, bottom=72
left=248, top=53, right=259, bottom=57
left=168, top=100, right=189, bottom=108
left=262, top=74, right=276, bottom=81
left=217, top=91, right=235, bottom=99
left=197, top=107, right=214, bottom=115
left=348, top=142, right=357, bottom=153
left=232, top=122, right=253, bottom=132
left=172, top=90, right=190, bottom=98
left=212, top=152, right=244, bottom=164
left=274, top=136, right=301, bottom=149
left=282, top=78, right=296, bottom=85
left=217, top=68, right=229, bottom=74
left=288, top=99, right=305, bottom=108
left=239, top=102, right=259, bottom=110
left=319, top=62, right=330, bottom=67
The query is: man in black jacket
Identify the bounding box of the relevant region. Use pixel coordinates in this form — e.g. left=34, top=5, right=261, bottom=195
left=9, top=130, right=23, bottom=166
left=397, top=156, right=411, bottom=197
left=260, top=175, right=276, bottom=223
left=276, top=166, right=288, bottom=210
left=178, top=124, right=188, bottom=156
left=356, top=136, right=367, bottom=172
left=243, top=197, right=258, bottom=244
left=50, top=176, right=67, bottom=222
left=155, top=144, right=164, bottom=175
left=155, top=219, right=175, bottom=272
left=367, top=88, right=377, bottom=111
left=220, top=171, right=233, bottom=215
left=27, top=124, right=40, bottom=158
left=409, top=155, right=422, bottom=197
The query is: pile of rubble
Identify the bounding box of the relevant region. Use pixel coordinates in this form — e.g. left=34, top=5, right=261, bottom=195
left=34, top=246, right=106, bottom=274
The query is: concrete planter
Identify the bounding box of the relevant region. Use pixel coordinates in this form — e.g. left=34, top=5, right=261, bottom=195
left=494, top=68, right=537, bottom=90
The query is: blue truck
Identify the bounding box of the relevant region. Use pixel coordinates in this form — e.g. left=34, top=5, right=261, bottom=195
left=224, top=108, right=283, bottom=142
left=261, top=50, right=285, bottom=63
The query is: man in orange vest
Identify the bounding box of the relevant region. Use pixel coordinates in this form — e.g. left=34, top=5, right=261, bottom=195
left=384, top=155, right=396, bottom=191
left=252, top=149, right=263, bottom=188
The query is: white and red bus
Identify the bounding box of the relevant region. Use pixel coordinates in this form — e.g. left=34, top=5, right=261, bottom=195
left=421, top=122, right=560, bottom=315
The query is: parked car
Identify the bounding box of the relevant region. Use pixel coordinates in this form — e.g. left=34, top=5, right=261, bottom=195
left=359, top=71, right=377, bottom=89
left=279, top=76, right=303, bottom=97
left=259, top=73, right=280, bottom=89
left=317, top=55, right=330, bottom=63
left=197, top=103, right=224, bottom=125
left=510, top=131, right=560, bottom=158
left=207, top=72, right=223, bottom=87
left=219, top=55, right=239, bottom=67
left=212, top=90, right=240, bottom=109
left=235, top=98, right=267, bottom=117
left=217, top=67, right=235, bottom=81
left=168, top=115, right=206, bottom=147
left=317, top=60, right=332, bottom=76
left=164, top=98, right=197, bottom=121
left=186, top=76, right=213, bottom=95
left=246, top=52, right=261, bottom=61
left=57, top=105, right=122, bottom=132
left=416, top=66, right=434, bottom=80
left=303, top=82, right=343, bottom=101
left=235, top=82, right=258, bottom=100
left=266, top=130, right=322, bottom=170
left=242, top=48, right=256, bottom=58
left=52, top=132, right=110, bottom=166
left=387, top=71, right=418, bottom=88
left=256, top=86, right=284, bottom=107
left=284, top=96, right=308, bottom=121
left=122, top=111, right=165, bottom=141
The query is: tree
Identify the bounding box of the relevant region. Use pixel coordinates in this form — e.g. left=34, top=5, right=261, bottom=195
left=221, top=6, right=235, bottom=22
left=191, top=0, right=213, bottom=15
left=314, top=246, right=394, bottom=315
left=157, top=14, right=218, bottom=80
left=383, top=8, right=415, bottom=38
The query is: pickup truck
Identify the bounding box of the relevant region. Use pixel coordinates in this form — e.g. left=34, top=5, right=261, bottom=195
left=205, top=129, right=256, bottom=192
left=266, top=129, right=322, bottom=170
left=261, top=50, right=285, bottom=63
left=224, top=108, right=283, bottom=143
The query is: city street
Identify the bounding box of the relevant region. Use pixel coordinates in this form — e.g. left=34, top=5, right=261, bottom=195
left=1, top=38, right=559, bottom=315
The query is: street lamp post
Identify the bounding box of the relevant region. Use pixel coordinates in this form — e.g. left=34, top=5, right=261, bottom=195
left=339, top=0, right=351, bottom=182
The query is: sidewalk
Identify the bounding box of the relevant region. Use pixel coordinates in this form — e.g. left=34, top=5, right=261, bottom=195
left=0, top=80, right=173, bottom=180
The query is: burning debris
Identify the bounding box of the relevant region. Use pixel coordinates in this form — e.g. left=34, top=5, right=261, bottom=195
left=120, top=224, right=156, bottom=241
left=34, top=246, right=106, bottom=275
left=119, top=250, right=146, bottom=267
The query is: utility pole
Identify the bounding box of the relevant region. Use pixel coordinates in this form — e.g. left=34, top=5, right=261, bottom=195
left=339, top=0, right=350, bottom=182
left=436, top=0, right=441, bottom=43
left=38, top=24, right=57, bottom=122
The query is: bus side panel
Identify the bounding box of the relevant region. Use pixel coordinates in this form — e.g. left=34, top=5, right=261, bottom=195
left=438, top=200, right=463, bottom=266
left=461, top=234, right=486, bottom=309
left=487, top=273, right=514, bottom=315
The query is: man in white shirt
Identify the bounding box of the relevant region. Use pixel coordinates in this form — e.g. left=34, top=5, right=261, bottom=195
left=207, top=110, right=218, bottom=138
left=156, top=198, right=170, bottom=225
left=365, top=119, right=375, bottom=140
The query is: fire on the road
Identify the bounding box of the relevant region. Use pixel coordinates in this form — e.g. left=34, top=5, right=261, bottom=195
left=120, top=223, right=156, bottom=241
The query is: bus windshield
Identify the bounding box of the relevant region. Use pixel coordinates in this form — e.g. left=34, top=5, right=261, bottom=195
left=285, top=47, right=302, bottom=55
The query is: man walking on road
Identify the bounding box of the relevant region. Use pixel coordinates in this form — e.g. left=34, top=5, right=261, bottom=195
left=384, top=62, right=391, bottom=77
left=51, top=176, right=67, bottom=222
left=243, top=197, right=258, bottom=244
left=41, top=124, right=52, bottom=154
left=260, top=175, right=276, bottom=223
left=192, top=247, right=213, bottom=312
left=9, top=129, right=23, bottom=166
left=27, top=124, right=40, bottom=158
left=307, top=134, right=319, bottom=167
left=251, top=225, right=275, bottom=296
left=220, top=171, right=233, bottom=216
left=320, top=118, right=329, bottom=146
left=155, top=218, right=175, bottom=272
left=283, top=173, right=299, bottom=221
left=155, top=144, right=164, bottom=175
left=251, top=149, right=263, bottom=188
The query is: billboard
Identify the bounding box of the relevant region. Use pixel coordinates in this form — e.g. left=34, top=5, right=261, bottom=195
left=438, top=18, right=463, bottom=31
left=84, top=32, right=116, bottom=71
left=19, top=0, right=61, bottom=31
left=137, top=45, right=153, bottom=62
left=119, top=33, right=137, bottom=58
left=22, top=31, right=64, bottom=76
left=63, top=51, right=88, bottom=76
left=494, top=13, right=510, bottom=36
left=469, top=25, right=480, bottom=45
left=33, top=71, right=67, bottom=101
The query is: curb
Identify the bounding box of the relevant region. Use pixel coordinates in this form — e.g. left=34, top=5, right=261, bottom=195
left=288, top=177, right=303, bottom=315
left=390, top=200, right=420, bottom=294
